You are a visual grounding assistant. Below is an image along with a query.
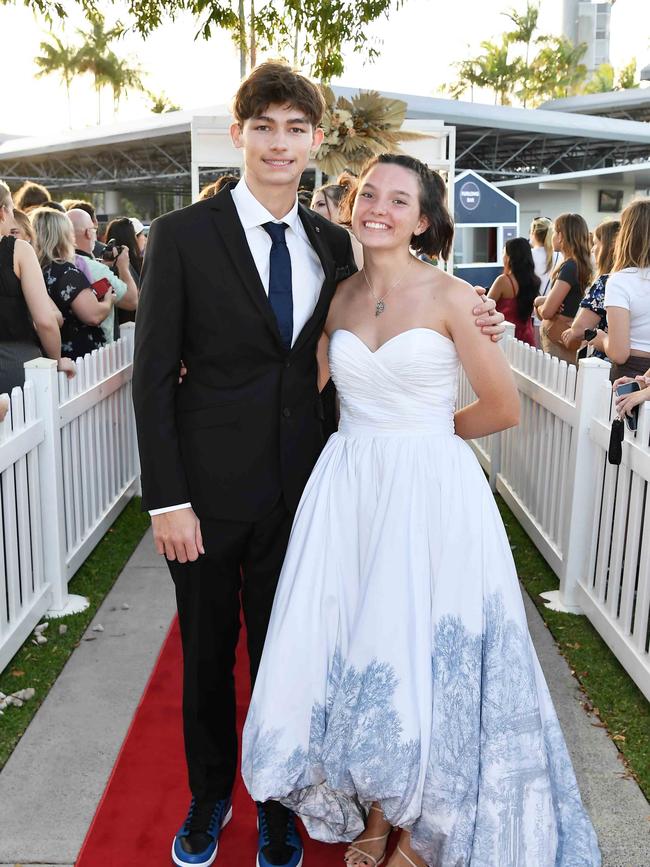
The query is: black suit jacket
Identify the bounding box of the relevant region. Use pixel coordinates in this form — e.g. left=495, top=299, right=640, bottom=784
left=132, top=187, right=356, bottom=522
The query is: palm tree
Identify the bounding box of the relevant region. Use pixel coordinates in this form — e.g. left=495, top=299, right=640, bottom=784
left=75, top=15, right=122, bottom=123
left=477, top=39, right=523, bottom=106
left=503, top=1, right=539, bottom=106
left=448, top=38, right=523, bottom=106
left=584, top=63, right=615, bottom=94
left=34, top=35, right=80, bottom=128
left=503, top=2, right=539, bottom=65
left=148, top=92, right=181, bottom=113
left=448, top=58, right=484, bottom=101
left=108, top=54, right=145, bottom=114
left=528, top=36, right=588, bottom=103
left=617, top=58, right=637, bottom=89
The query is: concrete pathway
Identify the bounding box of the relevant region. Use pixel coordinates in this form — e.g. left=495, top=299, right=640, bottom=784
left=0, top=529, right=647, bottom=866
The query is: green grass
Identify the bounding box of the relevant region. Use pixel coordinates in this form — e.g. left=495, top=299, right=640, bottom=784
left=0, top=498, right=150, bottom=770
left=497, top=494, right=650, bottom=801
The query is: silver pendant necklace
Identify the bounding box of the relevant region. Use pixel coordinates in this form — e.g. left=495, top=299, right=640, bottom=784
left=362, top=260, right=410, bottom=316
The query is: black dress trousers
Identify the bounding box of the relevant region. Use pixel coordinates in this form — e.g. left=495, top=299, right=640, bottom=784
left=167, top=498, right=294, bottom=802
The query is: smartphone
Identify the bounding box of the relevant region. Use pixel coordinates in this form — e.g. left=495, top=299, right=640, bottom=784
left=92, top=277, right=112, bottom=300
left=616, top=381, right=641, bottom=432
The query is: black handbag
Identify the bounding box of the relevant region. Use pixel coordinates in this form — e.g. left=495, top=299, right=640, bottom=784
left=608, top=418, right=624, bottom=465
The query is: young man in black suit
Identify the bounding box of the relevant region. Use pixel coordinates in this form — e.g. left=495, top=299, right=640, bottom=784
left=133, top=62, right=504, bottom=867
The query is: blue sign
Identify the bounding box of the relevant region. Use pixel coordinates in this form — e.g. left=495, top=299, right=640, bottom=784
left=459, top=181, right=481, bottom=211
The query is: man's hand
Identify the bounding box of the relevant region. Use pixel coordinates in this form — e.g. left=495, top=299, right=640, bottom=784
left=472, top=286, right=506, bottom=342
left=152, top=507, right=204, bottom=563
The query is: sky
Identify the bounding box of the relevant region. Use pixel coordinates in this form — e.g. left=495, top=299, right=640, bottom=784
left=1, top=0, right=648, bottom=137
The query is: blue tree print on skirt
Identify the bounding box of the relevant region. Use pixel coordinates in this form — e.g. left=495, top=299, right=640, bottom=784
left=243, top=592, right=600, bottom=866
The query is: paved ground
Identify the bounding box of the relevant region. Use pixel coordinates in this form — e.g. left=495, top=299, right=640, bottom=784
left=0, top=528, right=648, bottom=866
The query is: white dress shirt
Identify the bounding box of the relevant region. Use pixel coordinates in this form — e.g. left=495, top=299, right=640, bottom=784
left=150, top=178, right=325, bottom=517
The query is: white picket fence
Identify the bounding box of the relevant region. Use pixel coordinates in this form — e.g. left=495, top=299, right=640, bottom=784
left=459, top=325, right=650, bottom=702
left=0, top=324, right=139, bottom=673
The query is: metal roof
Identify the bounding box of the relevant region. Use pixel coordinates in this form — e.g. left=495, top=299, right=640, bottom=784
left=332, top=87, right=650, bottom=181
left=1, top=90, right=649, bottom=192
left=541, top=87, right=650, bottom=122
left=496, top=160, right=650, bottom=191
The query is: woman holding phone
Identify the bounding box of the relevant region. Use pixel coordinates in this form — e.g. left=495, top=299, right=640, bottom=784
left=31, top=207, right=115, bottom=360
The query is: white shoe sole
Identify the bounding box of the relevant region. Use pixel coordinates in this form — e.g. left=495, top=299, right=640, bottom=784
left=171, top=806, right=233, bottom=867
left=256, top=855, right=303, bottom=867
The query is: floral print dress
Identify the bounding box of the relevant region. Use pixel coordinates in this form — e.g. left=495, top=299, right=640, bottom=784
left=580, top=275, right=609, bottom=360
left=44, top=260, right=105, bottom=360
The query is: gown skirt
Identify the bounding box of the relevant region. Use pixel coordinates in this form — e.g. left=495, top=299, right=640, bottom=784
left=242, top=328, right=600, bottom=867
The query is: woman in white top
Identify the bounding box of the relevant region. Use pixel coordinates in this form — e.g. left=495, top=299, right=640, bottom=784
left=589, top=199, right=650, bottom=382
left=529, top=217, right=561, bottom=347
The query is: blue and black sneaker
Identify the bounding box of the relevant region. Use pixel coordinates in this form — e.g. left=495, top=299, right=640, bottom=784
left=256, top=800, right=303, bottom=867
left=171, top=795, right=233, bottom=866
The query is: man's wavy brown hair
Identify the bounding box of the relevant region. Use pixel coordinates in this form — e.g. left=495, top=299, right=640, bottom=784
left=233, top=61, right=325, bottom=128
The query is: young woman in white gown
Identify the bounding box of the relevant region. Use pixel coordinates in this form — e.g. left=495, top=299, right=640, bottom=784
left=242, top=155, right=601, bottom=867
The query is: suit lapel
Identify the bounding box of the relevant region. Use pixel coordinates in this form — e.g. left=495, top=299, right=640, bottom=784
left=291, top=206, right=337, bottom=354
left=208, top=189, right=284, bottom=348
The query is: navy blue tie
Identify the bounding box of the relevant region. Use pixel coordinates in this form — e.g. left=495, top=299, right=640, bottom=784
left=262, top=221, right=293, bottom=350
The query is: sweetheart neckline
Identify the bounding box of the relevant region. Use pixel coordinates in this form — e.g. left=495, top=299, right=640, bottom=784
left=330, top=327, right=455, bottom=355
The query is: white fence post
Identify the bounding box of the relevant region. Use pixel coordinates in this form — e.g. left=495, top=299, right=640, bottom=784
left=541, top=356, right=611, bottom=613
left=120, top=322, right=141, bottom=496
left=24, top=359, right=88, bottom=616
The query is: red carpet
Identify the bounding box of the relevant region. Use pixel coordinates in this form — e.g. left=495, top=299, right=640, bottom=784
left=77, top=617, right=348, bottom=866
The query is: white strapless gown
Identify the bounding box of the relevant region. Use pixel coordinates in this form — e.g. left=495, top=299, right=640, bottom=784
left=242, top=328, right=600, bottom=866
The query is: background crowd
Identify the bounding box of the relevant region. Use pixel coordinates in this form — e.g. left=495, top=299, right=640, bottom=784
left=1, top=175, right=650, bottom=421
left=0, top=179, right=146, bottom=397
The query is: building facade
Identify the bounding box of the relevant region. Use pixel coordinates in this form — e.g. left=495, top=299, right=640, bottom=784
left=563, top=0, right=615, bottom=73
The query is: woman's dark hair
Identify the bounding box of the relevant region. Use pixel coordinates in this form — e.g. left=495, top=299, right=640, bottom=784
left=505, top=237, right=541, bottom=321
left=105, top=217, right=142, bottom=275
left=339, top=153, right=454, bottom=259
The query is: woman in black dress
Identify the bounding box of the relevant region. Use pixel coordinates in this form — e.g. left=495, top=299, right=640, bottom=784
left=31, top=207, right=116, bottom=361
left=0, top=181, right=74, bottom=394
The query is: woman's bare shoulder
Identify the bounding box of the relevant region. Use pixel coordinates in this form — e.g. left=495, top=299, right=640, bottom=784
left=422, top=266, right=476, bottom=306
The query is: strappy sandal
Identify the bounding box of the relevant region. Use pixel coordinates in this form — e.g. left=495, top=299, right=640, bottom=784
left=395, top=843, right=420, bottom=866
left=344, top=806, right=391, bottom=867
